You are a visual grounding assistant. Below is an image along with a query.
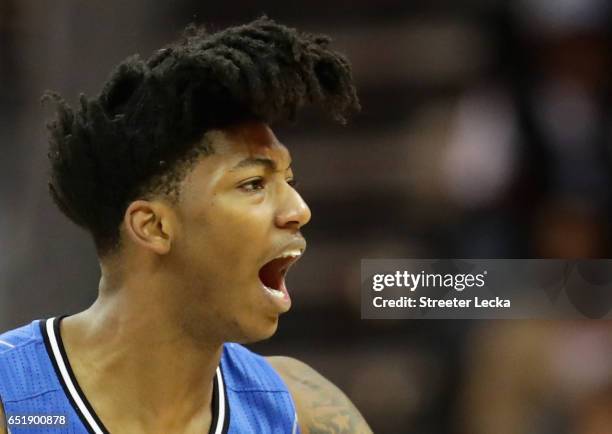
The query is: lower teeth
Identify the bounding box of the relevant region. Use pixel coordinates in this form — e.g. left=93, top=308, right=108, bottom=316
left=264, top=286, right=284, bottom=298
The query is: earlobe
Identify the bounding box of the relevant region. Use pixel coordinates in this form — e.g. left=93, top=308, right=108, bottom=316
left=123, top=200, right=173, bottom=255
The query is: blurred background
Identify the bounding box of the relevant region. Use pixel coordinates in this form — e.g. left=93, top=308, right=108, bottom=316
left=1, top=0, right=612, bottom=432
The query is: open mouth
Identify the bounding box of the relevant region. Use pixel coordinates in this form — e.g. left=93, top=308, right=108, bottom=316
left=258, top=255, right=301, bottom=299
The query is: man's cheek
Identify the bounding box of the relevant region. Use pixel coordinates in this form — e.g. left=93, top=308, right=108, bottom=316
left=218, top=217, right=265, bottom=243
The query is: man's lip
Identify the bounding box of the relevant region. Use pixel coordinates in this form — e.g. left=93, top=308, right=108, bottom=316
left=261, top=237, right=307, bottom=268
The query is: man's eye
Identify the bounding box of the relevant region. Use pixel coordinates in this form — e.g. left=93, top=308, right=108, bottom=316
left=287, top=178, right=299, bottom=188
left=239, top=178, right=265, bottom=192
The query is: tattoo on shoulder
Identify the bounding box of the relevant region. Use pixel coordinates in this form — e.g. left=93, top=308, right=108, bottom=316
left=281, top=360, right=373, bottom=434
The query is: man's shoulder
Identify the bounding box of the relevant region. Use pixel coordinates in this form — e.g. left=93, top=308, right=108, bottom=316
left=0, top=319, right=55, bottom=404
left=265, top=356, right=341, bottom=402
left=266, top=356, right=373, bottom=434
left=265, top=356, right=315, bottom=382
left=221, top=343, right=291, bottom=393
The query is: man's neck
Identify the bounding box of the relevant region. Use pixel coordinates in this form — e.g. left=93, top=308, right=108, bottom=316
left=60, top=285, right=223, bottom=433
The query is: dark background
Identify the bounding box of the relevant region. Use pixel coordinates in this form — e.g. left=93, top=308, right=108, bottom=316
left=1, top=1, right=612, bottom=433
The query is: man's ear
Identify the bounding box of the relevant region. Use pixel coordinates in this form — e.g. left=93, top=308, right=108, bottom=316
left=123, top=200, right=175, bottom=255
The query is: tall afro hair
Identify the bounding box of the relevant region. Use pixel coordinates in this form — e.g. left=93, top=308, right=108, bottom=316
left=45, top=16, right=360, bottom=256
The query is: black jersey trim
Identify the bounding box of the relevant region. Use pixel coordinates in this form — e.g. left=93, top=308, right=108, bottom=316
left=39, top=317, right=98, bottom=433
left=41, top=317, right=109, bottom=434
left=221, top=365, right=230, bottom=434
left=209, top=365, right=230, bottom=434
left=209, top=370, right=220, bottom=434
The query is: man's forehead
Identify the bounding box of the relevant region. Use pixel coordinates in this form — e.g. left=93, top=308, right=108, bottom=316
left=181, top=124, right=292, bottom=198
left=223, top=121, right=279, bottom=145
left=205, top=123, right=292, bottom=166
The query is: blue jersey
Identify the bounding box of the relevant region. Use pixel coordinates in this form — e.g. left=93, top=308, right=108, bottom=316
left=0, top=317, right=300, bottom=434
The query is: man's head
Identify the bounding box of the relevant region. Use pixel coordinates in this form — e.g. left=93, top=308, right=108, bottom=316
left=117, top=121, right=312, bottom=341
left=45, top=16, right=359, bottom=256
left=44, top=17, right=358, bottom=342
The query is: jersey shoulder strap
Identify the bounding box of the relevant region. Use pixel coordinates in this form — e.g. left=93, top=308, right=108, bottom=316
left=0, top=320, right=61, bottom=402
left=0, top=319, right=92, bottom=434
left=221, top=343, right=300, bottom=434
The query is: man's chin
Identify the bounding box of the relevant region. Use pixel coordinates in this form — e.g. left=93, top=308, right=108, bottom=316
left=233, top=315, right=280, bottom=344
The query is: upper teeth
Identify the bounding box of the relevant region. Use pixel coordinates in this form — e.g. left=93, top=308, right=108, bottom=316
left=276, top=250, right=302, bottom=259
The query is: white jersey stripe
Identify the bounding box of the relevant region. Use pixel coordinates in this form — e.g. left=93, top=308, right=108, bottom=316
left=292, top=412, right=299, bottom=434
left=214, top=366, right=226, bottom=434
left=45, top=318, right=105, bottom=434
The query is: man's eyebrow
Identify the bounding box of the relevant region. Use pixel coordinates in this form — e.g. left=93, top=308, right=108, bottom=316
left=229, top=157, right=292, bottom=172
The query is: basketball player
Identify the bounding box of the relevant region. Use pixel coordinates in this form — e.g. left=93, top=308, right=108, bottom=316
left=0, top=17, right=371, bottom=433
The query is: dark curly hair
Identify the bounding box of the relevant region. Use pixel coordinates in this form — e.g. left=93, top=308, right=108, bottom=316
left=45, top=16, right=360, bottom=256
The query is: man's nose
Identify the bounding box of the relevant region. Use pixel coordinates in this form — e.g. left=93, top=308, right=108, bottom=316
left=275, top=187, right=312, bottom=230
